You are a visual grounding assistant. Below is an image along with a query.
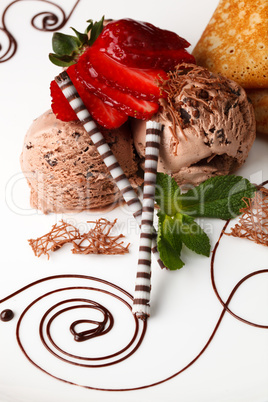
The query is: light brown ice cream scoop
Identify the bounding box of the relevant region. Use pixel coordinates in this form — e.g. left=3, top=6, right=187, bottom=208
left=132, top=64, right=256, bottom=186
left=20, top=110, right=142, bottom=213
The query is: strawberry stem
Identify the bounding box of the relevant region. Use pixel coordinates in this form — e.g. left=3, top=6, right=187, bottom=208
left=49, top=16, right=104, bottom=67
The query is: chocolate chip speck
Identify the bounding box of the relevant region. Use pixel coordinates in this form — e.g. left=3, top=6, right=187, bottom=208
left=72, top=132, right=81, bottom=140
left=196, top=89, right=209, bottom=99
left=216, top=129, right=225, bottom=144
left=192, top=109, right=200, bottom=119
left=180, top=108, right=191, bottom=125
left=86, top=171, right=93, bottom=179
left=44, top=153, right=58, bottom=167
left=230, top=88, right=241, bottom=96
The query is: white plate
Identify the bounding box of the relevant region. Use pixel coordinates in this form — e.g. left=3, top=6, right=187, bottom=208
left=0, top=0, right=268, bottom=401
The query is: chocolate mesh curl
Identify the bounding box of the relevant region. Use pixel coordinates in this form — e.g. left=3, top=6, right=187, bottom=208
left=28, top=219, right=130, bottom=258
left=71, top=218, right=130, bottom=255
left=227, top=186, right=268, bottom=246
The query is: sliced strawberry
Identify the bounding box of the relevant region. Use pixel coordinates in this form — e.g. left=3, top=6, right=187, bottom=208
left=50, top=67, right=128, bottom=129
left=80, top=47, right=167, bottom=101
left=50, top=80, right=77, bottom=121
left=67, top=65, right=128, bottom=128
left=84, top=92, right=128, bottom=129
left=121, top=48, right=196, bottom=70
left=93, top=19, right=195, bottom=69
left=49, top=17, right=195, bottom=129
left=75, top=55, right=159, bottom=120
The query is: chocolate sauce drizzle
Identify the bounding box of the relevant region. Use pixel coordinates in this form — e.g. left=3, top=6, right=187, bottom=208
left=0, top=0, right=80, bottom=62
left=0, top=224, right=267, bottom=392
left=0, top=308, right=14, bottom=321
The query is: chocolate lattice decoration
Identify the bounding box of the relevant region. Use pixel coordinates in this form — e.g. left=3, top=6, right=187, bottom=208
left=228, top=186, right=268, bottom=246
left=28, top=218, right=130, bottom=258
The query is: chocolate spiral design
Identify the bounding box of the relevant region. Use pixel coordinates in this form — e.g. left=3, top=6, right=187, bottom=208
left=0, top=0, right=80, bottom=62
left=0, top=221, right=267, bottom=391
left=5, top=276, right=146, bottom=377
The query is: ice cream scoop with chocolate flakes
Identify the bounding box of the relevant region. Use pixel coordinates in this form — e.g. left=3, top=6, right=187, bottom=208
left=132, top=64, right=256, bottom=186
left=20, top=110, right=142, bottom=213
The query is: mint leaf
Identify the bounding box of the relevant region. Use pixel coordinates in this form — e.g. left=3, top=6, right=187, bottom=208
left=178, top=214, right=210, bottom=257
left=157, top=212, right=184, bottom=270
left=177, top=175, right=256, bottom=219
left=155, top=172, right=180, bottom=216
left=155, top=173, right=256, bottom=270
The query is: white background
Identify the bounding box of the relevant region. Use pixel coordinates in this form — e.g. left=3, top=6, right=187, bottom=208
left=0, top=0, right=268, bottom=401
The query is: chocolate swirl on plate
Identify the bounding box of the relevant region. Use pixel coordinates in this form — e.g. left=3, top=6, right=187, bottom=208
left=0, top=221, right=267, bottom=391
left=0, top=275, right=147, bottom=374
left=0, top=0, right=80, bottom=62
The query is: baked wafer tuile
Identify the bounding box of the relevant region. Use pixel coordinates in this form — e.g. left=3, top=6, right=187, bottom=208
left=55, top=71, right=165, bottom=270
left=132, top=121, right=162, bottom=320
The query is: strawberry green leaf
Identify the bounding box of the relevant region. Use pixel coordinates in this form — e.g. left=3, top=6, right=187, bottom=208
left=88, top=16, right=104, bottom=46
left=71, top=28, right=88, bottom=46
left=52, top=32, right=79, bottom=56
left=85, top=19, right=94, bottom=34
left=48, top=53, right=76, bottom=67
left=49, top=17, right=104, bottom=66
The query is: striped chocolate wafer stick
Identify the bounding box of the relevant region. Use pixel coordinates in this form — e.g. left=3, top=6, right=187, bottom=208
left=55, top=71, right=165, bottom=270
left=132, top=121, right=162, bottom=319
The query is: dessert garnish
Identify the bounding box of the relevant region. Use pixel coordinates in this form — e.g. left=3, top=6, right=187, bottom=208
left=28, top=218, right=130, bottom=258
left=28, top=220, right=79, bottom=258
left=227, top=184, right=268, bottom=246
left=49, top=18, right=195, bottom=128
left=132, top=121, right=162, bottom=320
left=0, top=309, right=14, bottom=322
left=155, top=173, right=256, bottom=270
left=71, top=218, right=130, bottom=255
left=2, top=235, right=267, bottom=391
left=55, top=71, right=165, bottom=270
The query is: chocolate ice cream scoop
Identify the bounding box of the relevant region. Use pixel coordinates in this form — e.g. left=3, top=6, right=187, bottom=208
left=20, top=110, right=142, bottom=213
left=132, top=64, right=256, bottom=186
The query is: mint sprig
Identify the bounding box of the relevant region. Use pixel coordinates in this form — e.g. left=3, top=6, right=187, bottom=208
left=157, top=212, right=184, bottom=270
left=177, top=175, right=257, bottom=219
left=155, top=173, right=256, bottom=270
left=49, top=16, right=104, bottom=67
